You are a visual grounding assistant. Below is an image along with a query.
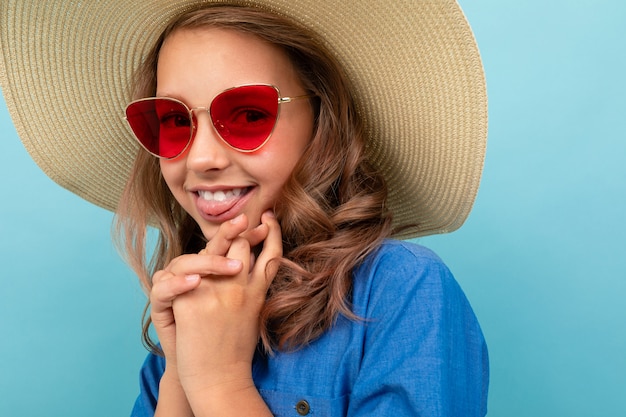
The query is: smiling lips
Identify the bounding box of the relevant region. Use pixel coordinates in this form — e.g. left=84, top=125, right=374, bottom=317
left=195, top=187, right=250, bottom=217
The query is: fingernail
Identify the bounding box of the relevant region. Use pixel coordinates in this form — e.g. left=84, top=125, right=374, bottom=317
left=231, top=214, right=244, bottom=224
left=227, top=259, right=242, bottom=268
left=264, top=210, right=275, bottom=218
left=185, top=274, right=200, bottom=282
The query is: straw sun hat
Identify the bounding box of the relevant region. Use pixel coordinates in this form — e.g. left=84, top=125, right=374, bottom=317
left=0, top=0, right=486, bottom=239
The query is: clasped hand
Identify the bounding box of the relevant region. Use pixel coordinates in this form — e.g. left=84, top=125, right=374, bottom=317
left=149, top=210, right=281, bottom=400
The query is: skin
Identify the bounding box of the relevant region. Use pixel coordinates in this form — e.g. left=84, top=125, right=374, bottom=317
left=148, top=28, right=314, bottom=416
left=158, top=28, right=314, bottom=241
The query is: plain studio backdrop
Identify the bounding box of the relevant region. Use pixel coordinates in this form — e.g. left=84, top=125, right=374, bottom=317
left=1, top=1, right=625, bottom=415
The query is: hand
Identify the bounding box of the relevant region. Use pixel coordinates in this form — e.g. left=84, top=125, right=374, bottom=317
left=148, top=211, right=281, bottom=397
left=173, top=211, right=282, bottom=398
left=148, top=218, right=245, bottom=374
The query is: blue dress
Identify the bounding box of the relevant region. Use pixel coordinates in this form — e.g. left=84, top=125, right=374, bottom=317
left=131, top=240, right=489, bottom=416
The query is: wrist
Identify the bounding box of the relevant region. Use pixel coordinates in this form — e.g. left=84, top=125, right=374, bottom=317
left=181, top=360, right=253, bottom=394
left=154, top=368, right=193, bottom=417
left=160, top=366, right=184, bottom=390
left=185, top=379, right=272, bottom=417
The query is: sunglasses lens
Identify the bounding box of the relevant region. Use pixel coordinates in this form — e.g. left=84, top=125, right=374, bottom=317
left=125, top=86, right=281, bottom=157
left=211, top=85, right=279, bottom=151
left=125, top=98, right=192, bottom=158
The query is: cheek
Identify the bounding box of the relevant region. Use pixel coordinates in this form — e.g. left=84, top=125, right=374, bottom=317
left=258, top=146, right=302, bottom=187
left=159, top=163, right=174, bottom=191
left=261, top=124, right=312, bottom=182
left=246, top=153, right=299, bottom=214
left=159, top=160, right=186, bottom=200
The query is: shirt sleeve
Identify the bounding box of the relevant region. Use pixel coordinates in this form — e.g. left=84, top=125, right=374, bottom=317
left=130, top=351, right=165, bottom=417
left=347, top=242, right=489, bottom=416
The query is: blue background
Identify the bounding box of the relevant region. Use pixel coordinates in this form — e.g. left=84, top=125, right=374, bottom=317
left=1, top=1, right=625, bottom=415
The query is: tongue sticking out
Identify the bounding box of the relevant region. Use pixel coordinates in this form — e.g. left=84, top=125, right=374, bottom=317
left=196, top=188, right=247, bottom=217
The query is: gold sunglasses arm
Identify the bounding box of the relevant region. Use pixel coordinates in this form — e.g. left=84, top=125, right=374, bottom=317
left=278, top=94, right=314, bottom=104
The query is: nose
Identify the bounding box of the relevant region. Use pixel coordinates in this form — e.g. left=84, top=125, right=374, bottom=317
left=185, top=110, right=230, bottom=172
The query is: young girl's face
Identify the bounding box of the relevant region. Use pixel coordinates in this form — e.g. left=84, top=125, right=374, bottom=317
left=157, top=28, right=314, bottom=241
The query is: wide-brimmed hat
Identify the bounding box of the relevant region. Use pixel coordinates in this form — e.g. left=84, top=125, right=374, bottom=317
left=0, top=0, right=487, bottom=239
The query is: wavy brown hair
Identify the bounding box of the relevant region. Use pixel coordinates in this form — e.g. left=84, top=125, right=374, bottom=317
left=114, top=4, right=392, bottom=353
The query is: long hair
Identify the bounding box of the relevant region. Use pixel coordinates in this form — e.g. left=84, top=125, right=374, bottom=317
left=114, top=4, right=392, bottom=353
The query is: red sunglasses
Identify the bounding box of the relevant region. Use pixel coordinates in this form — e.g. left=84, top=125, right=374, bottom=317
left=124, top=84, right=312, bottom=159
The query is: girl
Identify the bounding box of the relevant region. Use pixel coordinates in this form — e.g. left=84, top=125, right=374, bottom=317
left=0, top=1, right=489, bottom=416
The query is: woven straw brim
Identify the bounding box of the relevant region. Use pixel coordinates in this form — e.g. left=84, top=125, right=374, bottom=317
left=0, top=0, right=487, bottom=239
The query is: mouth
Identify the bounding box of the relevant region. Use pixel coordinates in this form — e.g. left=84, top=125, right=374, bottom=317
left=193, top=186, right=253, bottom=220
left=197, top=187, right=247, bottom=202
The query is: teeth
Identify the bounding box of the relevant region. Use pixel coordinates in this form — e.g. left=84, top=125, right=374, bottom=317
left=198, top=188, right=244, bottom=202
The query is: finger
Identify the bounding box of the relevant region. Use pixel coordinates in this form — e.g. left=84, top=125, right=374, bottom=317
left=200, top=214, right=249, bottom=256
left=250, top=210, right=283, bottom=290
left=151, top=268, right=172, bottom=285
left=239, top=221, right=269, bottom=248
left=166, top=253, right=243, bottom=277
left=225, top=236, right=252, bottom=285
left=259, top=210, right=283, bottom=259
left=150, top=271, right=201, bottom=312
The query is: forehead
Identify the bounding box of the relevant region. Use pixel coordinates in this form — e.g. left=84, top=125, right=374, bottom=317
left=156, top=27, right=300, bottom=97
